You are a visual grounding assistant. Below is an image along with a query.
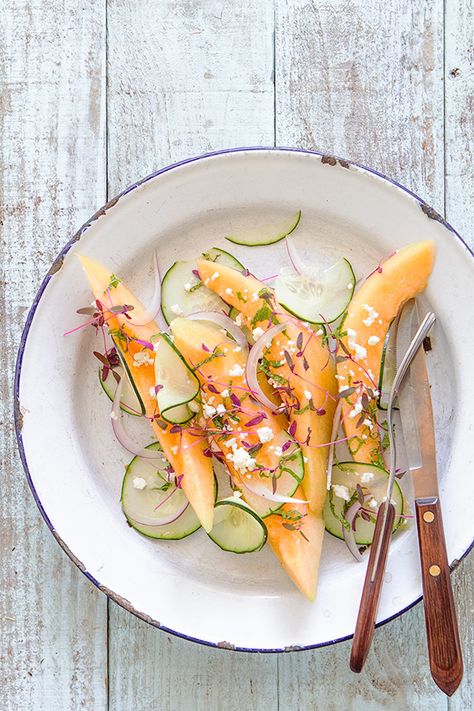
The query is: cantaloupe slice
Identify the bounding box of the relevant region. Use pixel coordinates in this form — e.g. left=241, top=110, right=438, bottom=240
left=171, top=317, right=323, bottom=599
left=196, top=259, right=338, bottom=516
left=265, top=487, right=325, bottom=601
left=78, top=255, right=215, bottom=532
left=337, top=241, right=435, bottom=464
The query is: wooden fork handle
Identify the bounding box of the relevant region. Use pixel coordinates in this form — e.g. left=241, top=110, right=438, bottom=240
left=350, top=501, right=395, bottom=673
left=415, top=497, right=463, bottom=696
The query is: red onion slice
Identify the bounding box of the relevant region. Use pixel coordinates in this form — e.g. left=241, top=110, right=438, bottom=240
left=246, top=323, right=287, bottom=410
left=111, top=377, right=163, bottom=459
left=240, top=475, right=308, bottom=505
left=342, top=498, right=365, bottom=562
left=186, top=311, right=247, bottom=349
left=128, top=251, right=168, bottom=330
left=326, top=399, right=342, bottom=490
left=285, top=237, right=306, bottom=274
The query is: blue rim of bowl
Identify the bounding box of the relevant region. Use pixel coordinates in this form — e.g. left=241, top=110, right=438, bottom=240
left=14, top=146, right=474, bottom=653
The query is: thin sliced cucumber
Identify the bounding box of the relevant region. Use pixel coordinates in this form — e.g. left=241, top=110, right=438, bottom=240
left=154, top=333, right=200, bottom=424
left=323, top=462, right=404, bottom=545
left=378, top=320, right=396, bottom=410
left=208, top=497, right=267, bottom=553
left=98, top=365, right=141, bottom=416
left=226, top=210, right=301, bottom=247
left=236, top=434, right=304, bottom=518
left=161, top=248, right=244, bottom=325
left=122, top=443, right=201, bottom=540
left=111, top=336, right=145, bottom=415
left=275, top=258, right=355, bottom=324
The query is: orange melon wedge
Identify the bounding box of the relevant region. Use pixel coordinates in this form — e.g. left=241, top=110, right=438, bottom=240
left=337, top=241, right=435, bottom=463
left=196, top=259, right=338, bottom=516
left=78, top=255, right=215, bottom=532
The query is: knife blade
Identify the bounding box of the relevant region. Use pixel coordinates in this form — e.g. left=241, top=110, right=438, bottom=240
left=396, top=300, right=463, bottom=696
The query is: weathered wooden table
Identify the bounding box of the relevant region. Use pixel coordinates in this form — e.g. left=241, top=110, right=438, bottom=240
left=1, top=2, right=472, bottom=709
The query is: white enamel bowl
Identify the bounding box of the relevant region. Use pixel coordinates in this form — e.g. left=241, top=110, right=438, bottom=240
left=15, top=148, right=474, bottom=651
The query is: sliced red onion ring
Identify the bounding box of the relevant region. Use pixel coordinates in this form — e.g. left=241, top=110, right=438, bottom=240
left=128, top=251, right=168, bottom=330
left=186, top=311, right=247, bottom=349
left=239, top=473, right=308, bottom=505
left=128, top=490, right=189, bottom=528
left=326, top=399, right=343, bottom=490
left=111, top=377, right=162, bottom=459
left=342, top=498, right=366, bottom=562
left=246, top=323, right=287, bottom=410
left=285, top=237, right=306, bottom=274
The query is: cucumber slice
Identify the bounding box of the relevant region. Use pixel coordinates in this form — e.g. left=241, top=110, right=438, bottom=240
left=225, top=210, right=301, bottom=247
left=161, top=248, right=244, bottom=325
left=378, top=320, right=396, bottom=410
left=236, top=435, right=304, bottom=518
left=323, top=462, right=404, bottom=545
left=111, top=336, right=145, bottom=415
left=207, top=497, right=267, bottom=553
left=275, top=258, right=355, bottom=324
left=122, top=443, right=201, bottom=540
left=154, top=333, right=200, bottom=424
left=98, top=365, right=141, bottom=416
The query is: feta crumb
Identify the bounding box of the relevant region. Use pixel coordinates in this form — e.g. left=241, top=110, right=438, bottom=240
left=332, top=484, right=351, bottom=501
left=203, top=403, right=217, bottom=418
left=361, top=304, right=379, bottom=327
left=335, top=374, right=346, bottom=381
left=348, top=401, right=363, bottom=419
left=251, top=292, right=259, bottom=302
left=362, top=418, right=374, bottom=430
left=234, top=313, right=243, bottom=327
left=316, top=328, right=324, bottom=336
left=133, top=350, right=155, bottom=367
left=362, top=434, right=368, bottom=440
left=303, top=456, right=308, bottom=463
left=210, top=271, right=220, bottom=281
left=149, top=386, right=157, bottom=399
left=228, top=363, right=244, bottom=377
left=225, top=287, right=233, bottom=296
left=361, top=471, right=375, bottom=483
left=170, top=303, right=184, bottom=316
left=224, top=437, right=237, bottom=449
left=110, top=411, right=118, bottom=421
left=367, top=335, right=380, bottom=346
left=221, top=389, right=229, bottom=398
left=216, top=404, right=226, bottom=415
left=347, top=328, right=357, bottom=338
left=233, top=345, right=242, bottom=353
left=226, top=445, right=256, bottom=473
left=233, top=490, right=242, bottom=498
left=273, top=446, right=283, bottom=458
left=347, top=283, right=353, bottom=290
left=257, top=426, right=274, bottom=443
left=184, top=282, right=192, bottom=292
left=132, top=477, right=147, bottom=490
left=304, top=390, right=312, bottom=400
left=368, top=497, right=378, bottom=508
left=171, top=445, right=179, bottom=455
left=252, top=327, right=264, bottom=340
left=349, top=369, right=355, bottom=377
left=223, top=347, right=228, bottom=353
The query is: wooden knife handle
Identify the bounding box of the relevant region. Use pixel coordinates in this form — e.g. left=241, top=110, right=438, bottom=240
left=350, top=501, right=395, bottom=673
left=415, top=498, right=463, bottom=696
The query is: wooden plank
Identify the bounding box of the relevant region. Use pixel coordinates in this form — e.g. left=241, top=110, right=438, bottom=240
left=106, top=2, right=277, bottom=709
left=276, top=1, right=451, bottom=708
left=445, top=1, right=474, bottom=708
left=0, top=1, right=108, bottom=709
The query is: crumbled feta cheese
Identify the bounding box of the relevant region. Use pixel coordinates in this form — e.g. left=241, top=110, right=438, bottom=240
left=149, top=386, right=157, bottom=399
left=252, top=327, right=264, bottom=340
left=133, top=350, right=155, bottom=367
left=348, top=338, right=367, bottom=360
left=316, top=328, right=324, bottom=336
left=203, top=403, right=217, bottom=418
left=223, top=347, right=228, bottom=353
left=184, top=282, right=192, bottom=292
left=171, top=445, right=179, bottom=455
left=361, top=471, right=375, bottom=483
left=257, top=426, right=274, bottom=443
left=224, top=437, right=237, bottom=449
left=234, top=313, right=243, bottom=327
left=207, top=396, right=215, bottom=404
left=243, top=289, right=248, bottom=293
left=362, top=418, right=373, bottom=430
left=170, top=303, right=184, bottom=316
left=233, top=490, right=242, bottom=498
left=132, top=477, right=147, bottom=490
left=362, top=304, right=379, bottom=327
left=226, top=445, right=256, bottom=473
left=347, top=328, right=357, bottom=338
left=228, top=364, right=244, bottom=377
left=273, top=446, right=283, bottom=458
left=110, top=411, right=118, bottom=421
left=348, top=401, right=363, bottom=418
left=332, top=484, right=351, bottom=501
left=304, top=390, right=312, bottom=400
left=188, top=400, right=200, bottom=413
left=251, top=292, right=259, bottom=302
left=368, top=497, right=378, bottom=508
left=233, top=345, right=242, bottom=353
left=367, top=335, right=380, bottom=346
left=335, top=374, right=346, bottom=381
left=339, top=384, right=349, bottom=393
left=303, top=456, right=308, bottom=463
left=210, top=271, right=219, bottom=281
left=216, top=404, right=226, bottom=415
left=221, top=389, right=229, bottom=398
left=362, top=434, right=368, bottom=440
left=349, top=369, right=355, bottom=377
left=225, top=287, right=233, bottom=296
left=204, top=278, right=210, bottom=286
left=347, top=283, right=353, bottom=290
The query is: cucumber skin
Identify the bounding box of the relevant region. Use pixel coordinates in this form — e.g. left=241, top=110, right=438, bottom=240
left=98, top=367, right=140, bottom=416
left=226, top=210, right=301, bottom=247
left=156, top=332, right=200, bottom=425
left=207, top=500, right=267, bottom=553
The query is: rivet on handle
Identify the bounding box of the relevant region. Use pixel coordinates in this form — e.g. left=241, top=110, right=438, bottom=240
left=423, top=511, right=435, bottom=523
left=429, top=564, right=441, bottom=577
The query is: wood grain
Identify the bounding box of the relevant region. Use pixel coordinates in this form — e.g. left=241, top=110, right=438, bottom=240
left=445, top=2, right=474, bottom=708
left=0, top=1, right=108, bottom=709
left=106, top=3, right=277, bottom=710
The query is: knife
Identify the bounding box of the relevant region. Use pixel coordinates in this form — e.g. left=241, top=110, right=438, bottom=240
left=350, top=303, right=436, bottom=674
left=397, top=300, right=463, bottom=696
